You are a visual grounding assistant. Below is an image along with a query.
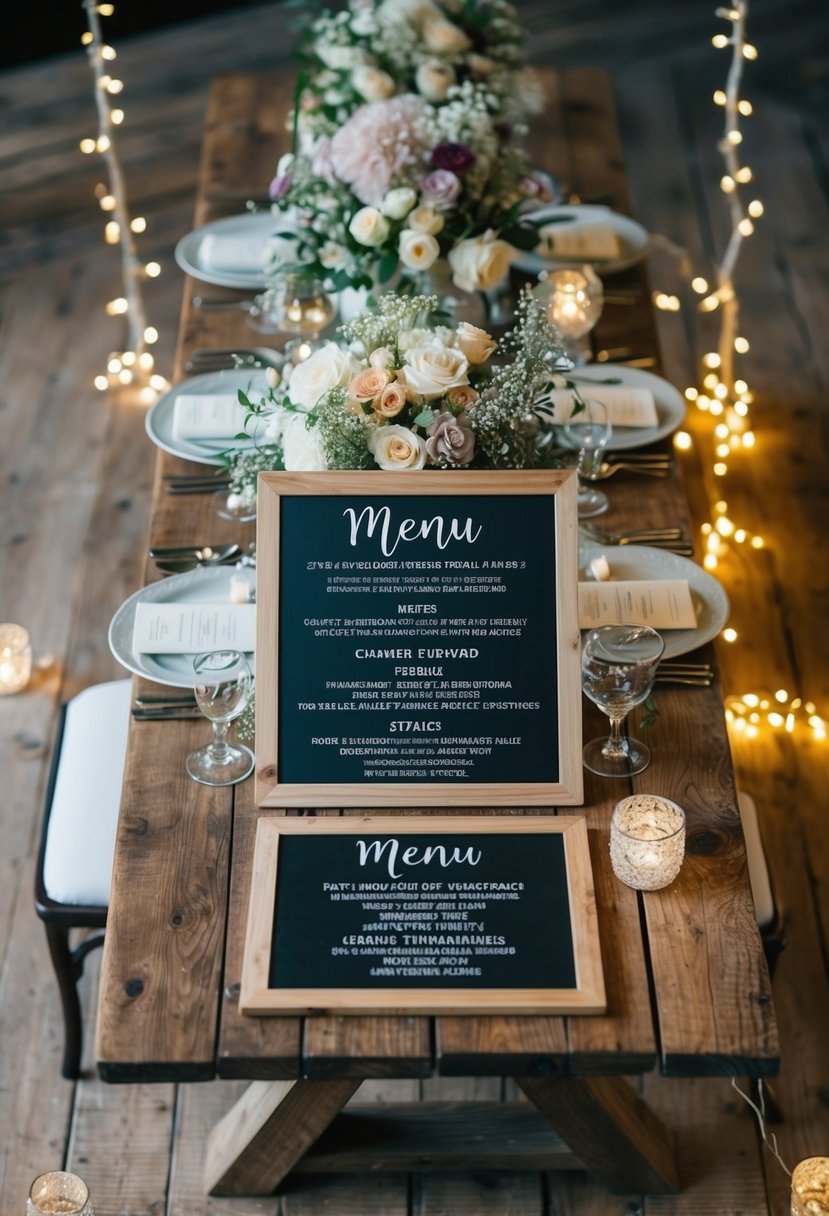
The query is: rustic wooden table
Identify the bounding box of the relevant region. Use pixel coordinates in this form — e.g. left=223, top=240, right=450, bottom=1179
left=95, top=68, right=779, bottom=1198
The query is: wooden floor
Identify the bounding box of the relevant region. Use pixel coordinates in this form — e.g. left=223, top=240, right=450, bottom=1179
left=1, top=2, right=827, bottom=1212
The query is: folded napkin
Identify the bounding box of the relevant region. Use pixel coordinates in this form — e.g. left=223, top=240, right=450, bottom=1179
left=538, top=223, right=620, bottom=261
left=172, top=394, right=247, bottom=441
left=132, top=602, right=256, bottom=654
left=578, top=579, right=696, bottom=629
left=199, top=233, right=268, bottom=273
left=544, top=386, right=658, bottom=428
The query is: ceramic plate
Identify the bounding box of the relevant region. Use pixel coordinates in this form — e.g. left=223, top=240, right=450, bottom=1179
left=578, top=543, right=729, bottom=659
left=513, top=204, right=650, bottom=275
left=145, top=368, right=273, bottom=466
left=562, top=364, right=686, bottom=450
left=108, top=566, right=256, bottom=688
left=174, top=211, right=278, bottom=289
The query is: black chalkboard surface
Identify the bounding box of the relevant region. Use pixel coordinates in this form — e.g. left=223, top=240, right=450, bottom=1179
left=255, top=471, right=583, bottom=807
left=240, top=816, right=606, bottom=1016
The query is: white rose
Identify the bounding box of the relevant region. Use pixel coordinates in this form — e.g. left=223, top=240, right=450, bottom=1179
left=369, top=346, right=395, bottom=368
left=398, top=229, right=440, bottom=271
left=454, top=321, right=497, bottom=365
left=415, top=60, right=456, bottom=103
left=319, top=241, right=347, bottom=269
left=317, top=43, right=365, bottom=70
left=287, top=342, right=362, bottom=409
left=398, top=325, right=455, bottom=352
left=352, top=65, right=396, bottom=102
left=349, top=206, right=391, bottom=247
left=422, top=18, right=471, bottom=54
left=406, top=204, right=445, bottom=236
left=369, top=424, right=427, bottom=470
left=380, top=186, right=417, bottom=219
left=402, top=340, right=470, bottom=399
left=448, top=230, right=515, bottom=293
left=281, top=413, right=328, bottom=471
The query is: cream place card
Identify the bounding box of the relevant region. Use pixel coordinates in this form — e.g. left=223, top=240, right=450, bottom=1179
left=578, top=579, right=696, bottom=629
left=544, top=386, right=658, bottom=428
left=132, top=603, right=256, bottom=654
left=539, top=223, right=620, bottom=261
left=172, top=394, right=246, bottom=441
left=200, top=233, right=267, bottom=272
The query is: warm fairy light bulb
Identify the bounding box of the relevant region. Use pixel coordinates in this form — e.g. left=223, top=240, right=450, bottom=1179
left=111, top=109, right=125, bottom=125
left=697, top=395, right=710, bottom=411
left=700, top=293, right=721, bottom=312
left=710, top=402, right=724, bottom=417
left=106, top=78, right=124, bottom=93
left=101, top=44, right=117, bottom=59
left=80, top=138, right=96, bottom=154
left=738, top=99, right=753, bottom=116
left=727, top=129, right=743, bottom=145
left=674, top=431, right=692, bottom=451
left=715, top=515, right=734, bottom=536
left=714, top=383, right=728, bottom=399
left=97, top=2, right=115, bottom=12
left=714, top=461, right=728, bottom=475
left=767, top=711, right=784, bottom=728
left=149, top=373, right=169, bottom=391
left=704, top=372, right=719, bottom=389
left=742, top=431, right=755, bottom=447
left=738, top=218, right=754, bottom=236
left=721, top=175, right=736, bottom=193
left=748, top=199, right=764, bottom=217
left=722, top=628, right=737, bottom=643
left=692, top=277, right=709, bottom=294
left=775, top=689, right=788, bottom=702
left=735, top=378, right=748, bottom=394
left=118, top=368, right=133, bottom=384
left=106, top=297, right=128, bottom=315
left=94, top=374, right=109, bottom=390
left=145, top=261, right=161, bottom=277
left=714, top=500, right=728, bottom=514
left=130, top=217, right=147, bottom=233
left=99, top=194, right=116, bottom=210
left=144, top=326, right=159, bottom=343
left=712, top=33, right=729, bottom=48
left=734, top=529, right=747, bottom=543
left=715, top=423, right=729, bottom=439
left=713, top=89, right=727, bottom=105
left=138, top=352, right=154, bottom=370
left=703, top=352, right=721, bottom=368
left=81, top=31, right=94, bottom=45
left=121, top=350, right=136, bottom=366
left=750, top=535, right=764, bottom=548
left=743, top=43, right=758, bottom=59
left=734, top=336, right=750, bottom=353
left=107, top=356, right=122, bottom=373
left=104, top=220, right=120, bottom=243
left=704, top=554, right=718, bottom=570
left=735, top=166, right=753, bottom=183
left=685, top=387, right=699, bottom=401
left=96, top=135, right=111, bottom=152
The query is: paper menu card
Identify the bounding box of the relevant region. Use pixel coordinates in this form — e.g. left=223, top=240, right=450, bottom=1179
left=538, top=223, right=620, bottom=261
left=578, top=579, right=697, bottom=629
left=199, top=233, right=267, bottom=272
left=543, top=386, right=658, bottom=428
left=172, top=394, right=246, bottom=440
left=132, top=603, right=256, bottom=654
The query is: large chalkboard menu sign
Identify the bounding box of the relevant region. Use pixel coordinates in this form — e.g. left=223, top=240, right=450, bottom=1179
left=255, top=471, right=582, bottom=806
left=240, top=816, right=605, bottom=1015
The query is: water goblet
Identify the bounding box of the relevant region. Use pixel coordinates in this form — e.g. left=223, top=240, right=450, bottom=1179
left=186, top=649, right=254, bottom=786
left=248, top=271, right=336, bottom=360
left=562, top=397, right=612, bottom=518
left=581, top=623, right=665, bottom=777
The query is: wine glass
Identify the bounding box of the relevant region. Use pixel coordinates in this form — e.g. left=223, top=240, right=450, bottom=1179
left=248, top=271, right=336, bottom=361
left=562, top=397, right=612, bottom=518
left=186, top=649, right=254, bottom=786
left=581, top=624, right=664, bottom=777
left=536, top=265, right=604, bottom=365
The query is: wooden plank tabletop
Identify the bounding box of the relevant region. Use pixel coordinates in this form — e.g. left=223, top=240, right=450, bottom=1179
left=95, top=67, right=779, bottom=1085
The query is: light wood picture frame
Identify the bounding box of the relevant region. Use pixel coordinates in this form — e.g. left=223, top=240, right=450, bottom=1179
left=255, top=470, right=582, bottom=807
left=240, top=815, right=605, bottom=1016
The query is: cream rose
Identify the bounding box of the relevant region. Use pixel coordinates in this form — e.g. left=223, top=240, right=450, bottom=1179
left=448, top=230, right=515, bottom=293
left=446, top=384, right=479, bottom=409
left=369, top=346, right=395, bottom=368
left=406, top=205, right=445, bottom=236
left=352, top=65, right=396, bottom=102
left=398, top=229, right=440, bottom=272
left=422, top=18, right=471, bottom=54
left=281, top=413, right=328, bottom=471
left=375, top=381, right=408, bottom=418
left=287, top=342, right=362, bottom=409
left=402, top=340, right=470, bottom=399
left=369, top=424, right=427, bottom=470
left=348, top=206, right=391, bottom=247
left=454, top=322, right=497, bottom=365
left=319, top=241, right=347, bottom=269
left=349, top=366, right=393, bottom=401
left=415, top=59, right=456, bottom=103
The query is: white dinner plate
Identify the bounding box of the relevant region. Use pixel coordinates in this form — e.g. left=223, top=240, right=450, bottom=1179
left=578, top=543, right=729, bottom=659
left=108, top=566, right=257, bottom=688
left=513, top=204, right=650, bottom=275
left=174, top=212, right=278, bottom=289
left=145, top=368, right=274, bottom=466
left=562, top=364, right=686, bottom=450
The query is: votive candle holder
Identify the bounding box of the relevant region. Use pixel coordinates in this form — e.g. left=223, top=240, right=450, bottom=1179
left=27, top=1170, right=94, bottom=1215
left=610, top=794, right=686, bottom=891
left=791, top=1157, right=829, bottom=1215
left=0, top=623, right=31, bottom=694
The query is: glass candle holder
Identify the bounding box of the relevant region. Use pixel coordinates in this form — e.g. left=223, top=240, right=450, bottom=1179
left=610, top=794, right=686, bottom=891
left=0, top=623, right=32, bottom=694
left=791, top=1157, right=829, bottom=1215
left=27, top=1171, right=94, bottom=1215
left=536, top=265, right=603, bottom=365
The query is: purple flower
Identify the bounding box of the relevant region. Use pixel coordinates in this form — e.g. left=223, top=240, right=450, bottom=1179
left=426, top=411, right=475, bottom=466
left=431, top=141, right=475, bottom=175
left=269, top=172, right=293, bottom=202
left=420, top=169, right=461, bottom=211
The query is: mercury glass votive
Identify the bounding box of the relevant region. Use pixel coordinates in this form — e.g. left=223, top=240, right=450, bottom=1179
left=610, top=795, right=686, bottom=891
left=27, top=1171, right=94, bottom=1216
left=0, top=623, right=32, bottom=694
left=791, top=1157, right=829, bottom=1215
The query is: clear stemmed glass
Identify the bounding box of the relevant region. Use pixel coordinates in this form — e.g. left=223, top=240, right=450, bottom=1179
left=562, top=397, right=612, bottom=518
left=186, top=649, right=254, bottom=786
left=248, top=271, right=336, bottom=360
left=581, top=623, right=665, bottom=777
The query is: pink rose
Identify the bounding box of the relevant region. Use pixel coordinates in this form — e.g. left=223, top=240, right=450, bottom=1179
left=420, top=169, right=461, bottom=211
left=426, top=411, right=475, bottom=466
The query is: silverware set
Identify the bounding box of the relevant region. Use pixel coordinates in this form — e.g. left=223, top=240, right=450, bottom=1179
left=560, top=451, right=673, bottom=480
left=654, top=662, right=714, bottom=687
left=580, top=523, right=692, bottom=554
left=185, top=346, right=283, bottom=374
left=164, top=470, right=231, bottom=495
left=149, top=542, right=243, bottom=573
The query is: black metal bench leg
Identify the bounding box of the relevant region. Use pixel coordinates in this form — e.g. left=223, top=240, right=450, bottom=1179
left=44, top=923, right=83, bottom=1080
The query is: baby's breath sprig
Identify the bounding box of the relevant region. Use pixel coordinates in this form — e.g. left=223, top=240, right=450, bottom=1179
left=337, top=293, right=439, bottom=357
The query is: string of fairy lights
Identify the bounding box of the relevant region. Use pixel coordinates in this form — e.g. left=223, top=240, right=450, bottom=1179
left=79, top=0, right=168, bottom=404
left=649, top=1, right=826, bottom=745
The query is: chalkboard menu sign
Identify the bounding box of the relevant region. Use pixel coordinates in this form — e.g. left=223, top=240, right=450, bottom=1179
left=240, top=816, right=605, bottom=1015
left=255, top=471, right=582, bottom=806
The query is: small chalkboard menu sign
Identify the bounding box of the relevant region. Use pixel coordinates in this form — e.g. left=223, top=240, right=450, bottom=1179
left=239, top=815, right=605, bottom=1015
left=255, top=470, right=582, bottom=806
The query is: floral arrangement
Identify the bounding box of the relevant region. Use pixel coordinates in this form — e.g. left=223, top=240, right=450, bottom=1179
left=263, top=0, right=556, bottom=299
left=224, top=289, right=569, bottom=499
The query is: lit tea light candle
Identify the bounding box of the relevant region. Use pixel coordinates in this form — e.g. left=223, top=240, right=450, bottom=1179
left=791, top=1157, right=829, bottom=1215
left=27, top=1170, right=93, bottom=1216
left=0, top=623, right=32, bottom=695
left=610, top=794, right=686, bottom=890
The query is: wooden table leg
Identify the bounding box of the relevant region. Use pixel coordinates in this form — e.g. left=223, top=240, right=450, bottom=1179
left=205, top=1077, right=362, bottom=1196
left=516, top=1074, right=680, bottom=1193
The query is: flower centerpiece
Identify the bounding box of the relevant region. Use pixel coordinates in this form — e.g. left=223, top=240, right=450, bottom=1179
left=263, top=0, right=556, bottom=305
left=223, top=289, right=571, bottom=500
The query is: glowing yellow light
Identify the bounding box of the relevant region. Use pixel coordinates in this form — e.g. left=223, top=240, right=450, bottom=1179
left=752, top=707, right=763, bottom=718
left=792, top=698, right=802, bottom=709
left=106, top=297, right=128, bottom=316
left=743, top=695, right=759, bottom=708
left=742, top=431, right=755, bottom=448
left=710, top=401, right=725, bottom=417
left=144, top=326, right=159, bottom=344
left=715, top=500, right=728, bottom=514
left=703, top=352, right=721, bottom=369
left=721, top=175, right=736, bottom=193
left=716, top=443, right=730, bottom=457
left=107, top=357, right=122, bottom=373
left=96, top=135, right=111, bottom=153
left=145, top=261, right=161, bottom=278
left=121, top=350, right=136, bottom=367
left=104, top=220, right=119, bottom=244
left=722, top=628, right=737, bottom=643
left=713, top=89, right=727, bottom=105
left=748, top=199, right=764, bottom=217
left=714, top=423, right=729, bottom=439
left=702, top=523, right=713, bottom=534
left=149, top=373, right=168, bottom=391
left=734, top=399, right=748, bottom=416
left=750, top=535, right=764, bottom=549
left=138, top=352, right=155, bottom=370
left=139, top=386, right=157, bottom=406
left=700, top=293, right=721, bottom=312
left=735, top=166, right=753, bottom=183
left=81, top=31, right=94, bottom=45
left=697, top=396, right=710, bottom=411
left=111, top=109, right=125, bottom=125
left=703, top=554, right=718, bottom=570
left=692, top=277, right=709, bottom=295
left=101, top=44, right=117, bottom=59
left=734, top=529, right=746, bottom=543
left=806, top=702, right=816, bottom=714
left=715, top=516, right=734, bottom=536
left=738, top=218, right=754, bottom=236
left=743, top=43, right=758, bottom=59
left=704, top=372, right=719, bottom=389
left=97, top=2, right=115, bottom=13
left=746, top=724, right=759, bottom=738
left=727, top=129, right=743, bottom=146
left=673, top=431, right=692, bottom=451
left=118, top=368, right=133, bottom=385
left=130, top=217, right=147, bottom=233
left=714, top=383, right=728, bottom=399
left=712, top=33, right=729, bottom=48
left=79, top=138, right=96, bottom=154
left=774, top=689, right=788, bottom=702
left=685, top=387, right=699, bottom=401
left=107, top=79, right=124, bottom=94
left=734, top=336, right=750, bottom=353
left=738, top=99, right=753, bottom=116
left=768, top=711, right=784, bottom=728
left=99, top=194, right=116, bottom=211
left=714, top=461, right=728, bottom=475
left=94, top=374, right=109, bottom=391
